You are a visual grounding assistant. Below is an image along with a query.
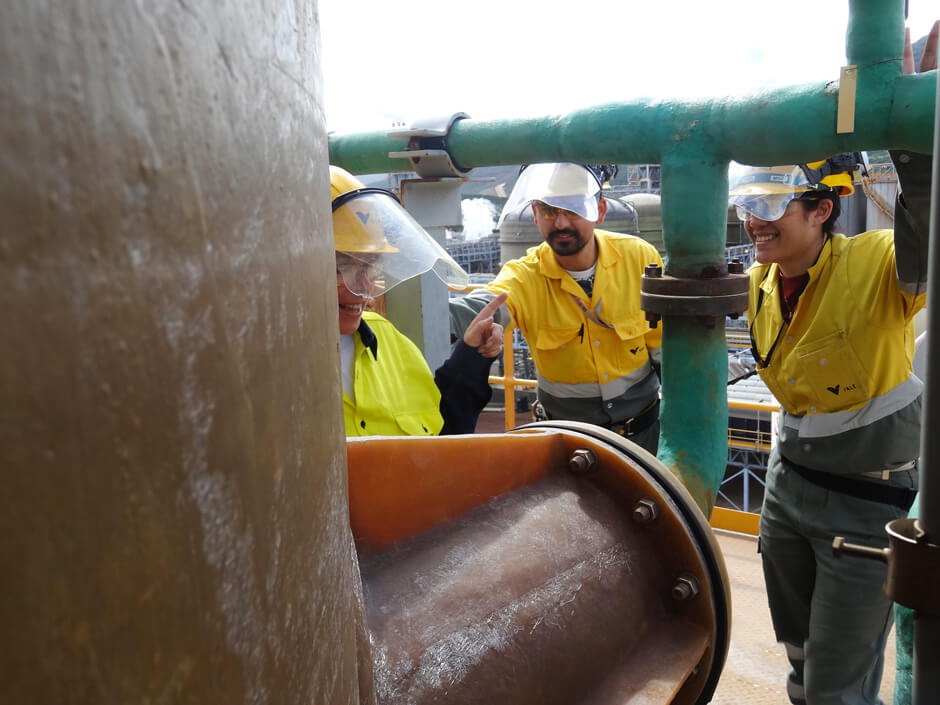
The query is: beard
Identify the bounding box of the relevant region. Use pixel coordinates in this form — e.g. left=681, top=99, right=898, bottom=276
left=546, top=228, right=589, bottom=256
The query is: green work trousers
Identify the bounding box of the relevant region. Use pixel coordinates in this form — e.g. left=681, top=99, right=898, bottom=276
left=759, top=449, right=916, bottom=705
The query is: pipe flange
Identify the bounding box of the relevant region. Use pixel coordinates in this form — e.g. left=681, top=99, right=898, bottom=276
left=388, top=112, right=471, bottom=178
left=641, top=260, right=749, bottom=326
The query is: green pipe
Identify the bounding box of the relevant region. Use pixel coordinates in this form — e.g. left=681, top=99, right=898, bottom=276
left=656, top=153, right=731, bottom=511
left=327, top=0, right=935, bottom=517
left=329, top=70, right=934, bottom=176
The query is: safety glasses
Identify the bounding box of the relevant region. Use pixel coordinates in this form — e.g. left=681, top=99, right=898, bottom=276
left=533, top=202, right=581, bottom=221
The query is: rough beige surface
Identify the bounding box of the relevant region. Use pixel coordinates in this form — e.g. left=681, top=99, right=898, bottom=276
left=0, top=2, right=367, bottom=703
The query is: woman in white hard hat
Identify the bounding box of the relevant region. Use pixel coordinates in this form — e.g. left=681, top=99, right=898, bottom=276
left=726, top=21, right=937, bottom=701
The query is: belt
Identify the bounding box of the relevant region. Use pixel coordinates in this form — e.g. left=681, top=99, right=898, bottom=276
left=861, top=459, right=917, bottom=480
left=784, top=457, right=917, bottom=512
left=608, top=398, right=660, bottom=437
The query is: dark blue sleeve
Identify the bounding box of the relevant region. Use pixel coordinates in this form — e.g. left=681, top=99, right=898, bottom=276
left=435, top=341, right=494, bottom=435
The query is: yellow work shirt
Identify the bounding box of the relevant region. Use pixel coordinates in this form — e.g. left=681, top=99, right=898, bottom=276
left=487, top=229, right=662, bottom=390
left=749, top=230, right=925, bottom=473
left=343, top=313, right=444, bottom=437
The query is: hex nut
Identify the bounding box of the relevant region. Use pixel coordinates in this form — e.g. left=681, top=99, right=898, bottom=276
left=632, top=498, right=660, bottom=525
left=672, top=574, right=701, bottom=601
left=568, top=448, right=597, bottom=474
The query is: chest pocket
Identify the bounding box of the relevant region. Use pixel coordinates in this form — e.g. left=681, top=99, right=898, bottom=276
left=535, top=326, right=582, bottom=351
left=394, top=411, right=438, bottom=436
left=613, top=313, right=648, bottom=343
left=611, top=313, right=649, bottom=368
left=796, top=329, right=870, bottom=409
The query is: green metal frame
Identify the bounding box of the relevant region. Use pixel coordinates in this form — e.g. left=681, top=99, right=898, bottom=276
left=328, top=0, right=935, bottom=515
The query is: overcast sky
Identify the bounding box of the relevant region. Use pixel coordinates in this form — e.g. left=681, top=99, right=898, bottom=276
left=319, top=1, right=937, bottom=134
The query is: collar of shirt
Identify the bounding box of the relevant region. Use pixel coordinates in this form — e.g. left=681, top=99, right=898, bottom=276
left=356, top=317, right=379, bottom=359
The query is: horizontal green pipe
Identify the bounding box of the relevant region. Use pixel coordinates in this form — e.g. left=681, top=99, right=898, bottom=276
left=329, top=71, right=935, bottom=176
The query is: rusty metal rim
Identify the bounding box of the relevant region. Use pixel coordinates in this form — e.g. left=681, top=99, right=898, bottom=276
left=512, top=420, right=731, bottom=704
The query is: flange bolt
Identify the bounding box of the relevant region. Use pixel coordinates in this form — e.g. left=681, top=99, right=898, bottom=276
left=568, top=448, right=597, bottom=474
left=632, top=498, right=660, bottom=525
left=672, top=574, right=701, bottom=601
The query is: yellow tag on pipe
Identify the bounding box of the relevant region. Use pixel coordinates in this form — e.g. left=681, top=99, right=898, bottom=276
left=837, top=65, right=858, bottom=134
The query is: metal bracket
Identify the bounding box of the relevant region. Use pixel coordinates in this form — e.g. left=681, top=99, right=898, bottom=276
left=388, top=112, right=471, bottom=178
left=640, top=259, right=749, bottom=327
left=885, top=518, right=940, bottom=615
left=834, top=518, right=940, bottom=616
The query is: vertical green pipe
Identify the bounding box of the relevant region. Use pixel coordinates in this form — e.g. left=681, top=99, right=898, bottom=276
left=846, top=0, right=905, bottom=66
left=657, top=152, right=730, bottom=514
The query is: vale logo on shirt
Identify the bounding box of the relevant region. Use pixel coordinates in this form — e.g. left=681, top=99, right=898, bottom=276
left=826, top=383, right=858, bottom=396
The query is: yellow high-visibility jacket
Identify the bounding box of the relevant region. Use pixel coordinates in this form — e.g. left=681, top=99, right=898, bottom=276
left=750, top=229, right=926, bottom=474
left=486, top=229, right=663, bottom=426
left=344, top=313, right=443, bottom=437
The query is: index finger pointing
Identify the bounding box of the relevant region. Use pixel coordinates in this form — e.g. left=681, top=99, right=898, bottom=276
left=474, top=292, right=508, bottom=321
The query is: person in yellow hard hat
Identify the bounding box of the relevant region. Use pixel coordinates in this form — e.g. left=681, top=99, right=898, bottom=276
left=727, top=22, right=937, bottom=705
left=330, top=165, right=506, bottom=436
left=450, top=163, right=664, bottom=454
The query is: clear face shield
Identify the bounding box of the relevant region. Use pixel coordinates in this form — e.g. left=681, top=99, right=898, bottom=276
left=332, top=188, right=468, bottom=298
left=496, top=163, right=602, bottom=227
left=727, top=162, right=811, bottom=222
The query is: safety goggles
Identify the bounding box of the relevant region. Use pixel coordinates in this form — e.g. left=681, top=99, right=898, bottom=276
left=732, top=193, right=798, bottom=223
left=336, top=252, right=383, bottom=298
left=533, top=202, right=582, bottom=221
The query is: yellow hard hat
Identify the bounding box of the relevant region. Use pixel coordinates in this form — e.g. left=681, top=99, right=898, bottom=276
left=330, top=166, right=399, bottom=254
left=328, top=165, right=469, bottom=297
left=801, top=158, right=855, bottom=196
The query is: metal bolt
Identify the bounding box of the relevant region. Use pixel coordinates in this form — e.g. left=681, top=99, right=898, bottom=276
left=632, top=498, right=660, bottom=525
left=832, top=536, right=889, bottom=562
left=728, top=258, right=744, bottom=274
left=645, top=310, right=661, bottom=328
left=671, top=574, right=701, bottom=601
left=644, top=263, right=662, bottom=278
left=568, top=448, right=597, bottom=474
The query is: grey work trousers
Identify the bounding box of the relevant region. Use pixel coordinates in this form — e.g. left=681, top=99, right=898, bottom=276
left=759, top=449, right=917, bottom=705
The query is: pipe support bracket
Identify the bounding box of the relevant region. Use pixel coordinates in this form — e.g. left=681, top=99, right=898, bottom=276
left=388, top=112, right=471, bottom=177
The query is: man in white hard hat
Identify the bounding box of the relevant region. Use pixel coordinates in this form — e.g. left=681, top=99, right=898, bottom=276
left=451, top=163, right=663, bottom=453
